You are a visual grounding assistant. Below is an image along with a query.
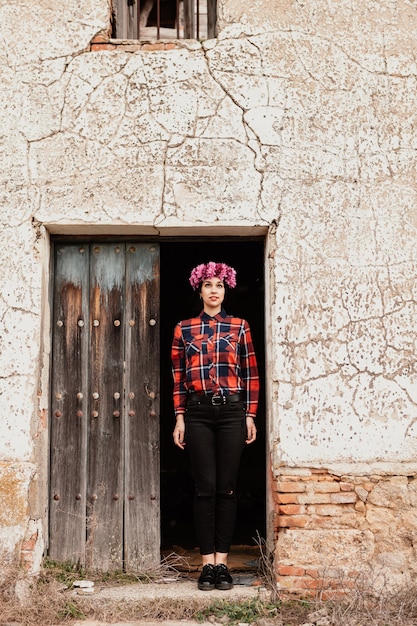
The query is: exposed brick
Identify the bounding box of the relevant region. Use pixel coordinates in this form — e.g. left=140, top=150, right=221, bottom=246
left=278, top=504, right=305, bottom=515
left=309, top=481, right=341, bottom=493
left=278, top=469, right=313, bottom=478
left=91, top=34, right=110, bottom=44
left=119, top=44, right=142, bottom=52
left=297, top=492, right=332, bottom=505
left=276, top=492, right=300, bottom=504
left=278, top=476, right=306, bottom=482
left=299, top=577, right=324, bottom=590
left=277, top=575, right=294, bottom=589
left=21, top=538, right=36, bottom=551
left=302, top=475, right=339, bottom=482
left=141, top=42, right=165, bottom=51
left=276, top=481, right=306, bottom=493
left=305, top=568, right=320, bottom=578
left=91, top=43, right=117, bottom=51
left=278, top=515, right=309, bottom=528
left=308, top=504, right=343, bottom=516
left=330, top=492, right=357, bottom=504
left=278, top=576, right=323, bottom=590
left=277, top=565, right=305, bottom=576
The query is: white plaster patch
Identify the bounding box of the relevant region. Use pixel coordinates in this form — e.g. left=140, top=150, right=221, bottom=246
left=164, top=138, right=262, bottom=219
left=0, top=1, right=107, bottom=65
left=346, top=318, right=386, bottom=374
left=73, top=74, right=129, bottom=142
left=0, top=225, right=42, bottom=311
left=0, top=132, right=29, bottom=191
left=18, top=81, right=64, bottom=142
left=0, top=379, right=35, bottom=459
left=277, top=370, right=417, bottom=465
left=0, top=526, right=26, bottom=557
left=206, top=38, right=269, bottom=109
left=244, top=107, right=285, bottom=145
left=198, top=97, right=246, bottom=142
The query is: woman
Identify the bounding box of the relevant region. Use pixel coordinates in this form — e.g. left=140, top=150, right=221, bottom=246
left=171, top=262, right=259, bottom=591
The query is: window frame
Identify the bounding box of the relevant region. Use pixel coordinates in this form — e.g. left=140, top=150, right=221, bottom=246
left=110, top=0, right=217, bottom=41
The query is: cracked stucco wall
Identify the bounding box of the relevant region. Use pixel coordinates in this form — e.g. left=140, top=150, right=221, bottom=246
left=1, top=0, right=417, bottom=583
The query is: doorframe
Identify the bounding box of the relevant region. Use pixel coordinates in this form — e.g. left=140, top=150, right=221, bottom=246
left=44, top=227, right=274, bottom=567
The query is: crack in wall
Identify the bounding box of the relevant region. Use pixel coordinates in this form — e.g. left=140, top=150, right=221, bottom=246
left=202, top=39, right=267, bottom=216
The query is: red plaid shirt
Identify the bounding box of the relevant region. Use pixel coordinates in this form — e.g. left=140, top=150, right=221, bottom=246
left=171, top=309, right=259, bottom=419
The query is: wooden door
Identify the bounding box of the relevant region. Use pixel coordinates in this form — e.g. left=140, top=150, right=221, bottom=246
left=49, top=242, right=160, bottom=572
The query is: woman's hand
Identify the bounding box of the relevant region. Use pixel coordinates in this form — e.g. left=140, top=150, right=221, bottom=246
left=245, top=416, right=257, bottom=444
left=173, top=414, right=186, bottom=449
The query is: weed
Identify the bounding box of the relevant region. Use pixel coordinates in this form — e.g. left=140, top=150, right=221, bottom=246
left=41, top=557, right=86, bottom=586
left=195, top=598, right=281, bottom=624
left=43, top=549, right=186, bottom=587
left=57, top=600, right=86, bottom=620
left=253, top=531, right=282, bottom=603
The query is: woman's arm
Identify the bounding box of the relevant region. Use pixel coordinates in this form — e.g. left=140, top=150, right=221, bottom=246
left=173, top=413, right=186, bottom=449
left=245, top=416, right=257, bottom=444
left=240, top=320, right=260, bottom=421
left=171, top=323, right=188, bottom=416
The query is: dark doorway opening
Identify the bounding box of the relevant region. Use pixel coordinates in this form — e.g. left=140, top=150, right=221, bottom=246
left=160, top=239, right=266, bottom=551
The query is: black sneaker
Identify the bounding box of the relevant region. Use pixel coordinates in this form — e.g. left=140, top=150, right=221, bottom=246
left=198, top=564, right=216, bottom=591
left=215, top=563, right=233, bottom=590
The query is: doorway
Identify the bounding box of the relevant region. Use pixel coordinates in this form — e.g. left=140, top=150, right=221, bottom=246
left=160, top=239, right=266, bottom=552
left=48, top=236, right=266, bottom=571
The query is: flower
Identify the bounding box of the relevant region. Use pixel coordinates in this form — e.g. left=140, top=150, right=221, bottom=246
left=189, top=262, right=237, bottom=290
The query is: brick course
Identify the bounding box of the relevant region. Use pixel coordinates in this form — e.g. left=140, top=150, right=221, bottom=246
left=20, top=530, right=38, bottom=571
left=89, top=34, right=183, bottom=53
left=273, top=468, right=379, bottom=591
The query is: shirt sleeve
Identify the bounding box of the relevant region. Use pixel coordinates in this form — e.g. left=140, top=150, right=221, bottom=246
left=171, top=322, right=188, bottom=416
left=239, top=320, right=259, bottom=419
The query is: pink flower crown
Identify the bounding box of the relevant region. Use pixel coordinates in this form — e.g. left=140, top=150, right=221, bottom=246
left=189, top=262, right=237, bottom=290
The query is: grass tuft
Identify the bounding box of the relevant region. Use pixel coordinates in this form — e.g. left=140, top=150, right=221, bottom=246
left=195, top=598, right=284, bottom=624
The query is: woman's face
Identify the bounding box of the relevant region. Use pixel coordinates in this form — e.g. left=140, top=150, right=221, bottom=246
left=200, top=277, right=225, bottom=313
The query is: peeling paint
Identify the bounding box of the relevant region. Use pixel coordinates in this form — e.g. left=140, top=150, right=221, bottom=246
left=0, top=463, right=30, bottom=526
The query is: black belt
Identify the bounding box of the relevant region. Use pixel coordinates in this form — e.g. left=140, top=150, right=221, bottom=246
left=188, top=392, right=242, bottom=406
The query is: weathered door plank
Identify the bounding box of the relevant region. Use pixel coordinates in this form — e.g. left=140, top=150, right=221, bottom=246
left=86, top=244, right=125, bottom=571
left=49, top=245, right=89, bottom=564
left=124, top=244, right=160, bottom=570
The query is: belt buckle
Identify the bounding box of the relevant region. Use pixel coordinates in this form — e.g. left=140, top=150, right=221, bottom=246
left=211, top=394, right=225, bottom=406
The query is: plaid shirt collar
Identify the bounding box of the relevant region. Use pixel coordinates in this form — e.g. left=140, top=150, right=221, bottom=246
left=200, top=308, right=228, bottom=322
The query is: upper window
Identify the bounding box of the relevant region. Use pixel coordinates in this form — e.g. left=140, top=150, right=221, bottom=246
left=111, top=0, right=217, bottom=40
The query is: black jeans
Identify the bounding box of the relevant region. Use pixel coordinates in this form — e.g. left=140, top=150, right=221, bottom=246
left=185, top=398, right=247, bottom=555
